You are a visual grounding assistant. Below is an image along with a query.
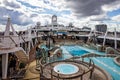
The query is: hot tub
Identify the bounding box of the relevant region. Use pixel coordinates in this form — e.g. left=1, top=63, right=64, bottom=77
left=54, top=63, right=79, bottom=75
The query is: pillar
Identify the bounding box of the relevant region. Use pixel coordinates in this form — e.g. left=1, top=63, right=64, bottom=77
left=2, top=53, right=8, bottom=79
left=103, top=31, right=108, bottom=47
left=36, top=37, right=38, bottom=43
left=28, top=41, right=31, bottom=54
left=51, top=68, right=53, bottom=79
left=35, top=38, right=38, bottom=45
left=25, top=42, right=28, bottom=53
left=23, top=42, right=27, bottom=52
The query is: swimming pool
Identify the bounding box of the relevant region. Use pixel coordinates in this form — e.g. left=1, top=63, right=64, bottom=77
left=61, top=45, right=120, bottom=80
left=54, top=63, right=79, bottom=75
left=62, top=45, right=89, bottom=56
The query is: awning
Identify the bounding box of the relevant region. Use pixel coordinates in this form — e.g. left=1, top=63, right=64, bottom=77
left=55, top=32, right=68, bottom=35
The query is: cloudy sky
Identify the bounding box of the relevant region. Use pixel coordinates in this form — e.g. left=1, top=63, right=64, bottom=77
left=0, top=0, right=120, bottom=31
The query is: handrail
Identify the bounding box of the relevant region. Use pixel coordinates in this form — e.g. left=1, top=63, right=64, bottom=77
left=20, top=35, right=26, bottom=42
left=9, top=36, right=18, bottom=46
left=49, top=59, right=94, bottom=79
left=39, top=56, right=95, bottom=80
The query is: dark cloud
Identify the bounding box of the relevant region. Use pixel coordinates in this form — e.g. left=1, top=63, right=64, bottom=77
left=3, top=0, right=20, bottom=8
left=65, top=0, right=117, bottom=17
left=90, top=17, right=111, bottom=21
left=43, top=0, right=50, bottom=4
left=30, top=14, right=38, bottom=18
left=0, top=7, right=33, bottom=26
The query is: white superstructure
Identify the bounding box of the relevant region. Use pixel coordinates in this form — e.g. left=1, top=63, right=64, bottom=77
left=34, top=15, right=80, bottom=31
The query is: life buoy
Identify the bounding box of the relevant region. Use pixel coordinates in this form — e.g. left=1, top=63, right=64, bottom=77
left=57, top=52, right=61, bottom=57
left=109, top=50, right=114, bottom=54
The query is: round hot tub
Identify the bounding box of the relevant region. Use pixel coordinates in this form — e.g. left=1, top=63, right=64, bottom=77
left=53, top=63, right=79, bottom=75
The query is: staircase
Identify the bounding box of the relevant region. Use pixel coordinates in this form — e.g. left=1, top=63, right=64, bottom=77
left=15, top=47, right=28, bottom=63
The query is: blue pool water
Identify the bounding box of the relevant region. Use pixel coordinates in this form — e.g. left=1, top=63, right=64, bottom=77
left=62, top=45, right=89, bottom=56
left=61, top=45, right=120, bottom=80
left=91, top=57, right=120, bottom=80
left=54, top=64, right=79, bottom=74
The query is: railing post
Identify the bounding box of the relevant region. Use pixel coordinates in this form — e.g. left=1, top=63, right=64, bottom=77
left=40, top=65, right=43, bottom=74
left=82, top=57, right=84, bottom=62
left=51, top=68, right=53, bottom=80
left=80, top=76, right=83, bottom=80
left=57, top=70, right=59, bottom=80
left=89, top=70, right=93, bottom=79
left=89, top=59, right=91, bottom=67
left=81, top=70, right=85, bottom=80
left=90, top=63, right=94, bottom=79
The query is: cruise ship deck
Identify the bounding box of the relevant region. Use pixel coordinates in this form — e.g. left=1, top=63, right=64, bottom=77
left=0, top=16, right=120, bottom=80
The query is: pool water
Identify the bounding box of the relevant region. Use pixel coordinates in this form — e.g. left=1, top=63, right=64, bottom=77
left=61, top=45, right=120, bottom=80
left=54, top=63, right=79, bottom=74
left=91, top=57, right=120, bottom=80
left=62, top=45, right=89, bottom=56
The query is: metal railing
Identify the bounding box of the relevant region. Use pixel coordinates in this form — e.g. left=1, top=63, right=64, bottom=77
left=38, top=54, right=95, bottom=80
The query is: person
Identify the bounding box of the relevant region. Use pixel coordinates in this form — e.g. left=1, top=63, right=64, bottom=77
left=9, top=56, right=16, bottom=75
left=47, top=51, right=51, bottom=62
left=36, top=47, right=41, bottom=67
left=53, top=38, right=55, bottom=44
left=13, top=57, right=17, bottom=71
left=38, top=48, right=42, bottom=59
left=36, top=47, right=41, bottom=59
left=48, top=51, right=50, bottom=57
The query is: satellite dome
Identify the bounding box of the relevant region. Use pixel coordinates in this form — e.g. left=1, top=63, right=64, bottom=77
left=36, top=22, right=41, bottom=26
left=69, top=23, right=73, bottom=26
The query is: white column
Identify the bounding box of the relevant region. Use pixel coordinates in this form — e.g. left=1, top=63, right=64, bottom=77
left=28, top=27, right=32, bottom=40
left=36, top=38, right=38, bottom=44
left=2, top=53, right=8, bottom=79
left=88, top=30, right=92, bottom=39
left=114, top=28, right=117, bottom=49
left=103, top=31, right=108, bottom=46
left=25, top=42, right=27, bottom=52
left=34, top=38, right=36, bottom=45
left=28, top=41, right=31, bottom=58
left=28, top=41, right=31, bottom=52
